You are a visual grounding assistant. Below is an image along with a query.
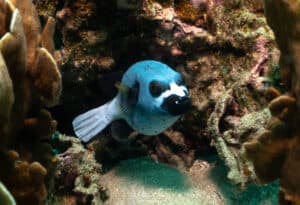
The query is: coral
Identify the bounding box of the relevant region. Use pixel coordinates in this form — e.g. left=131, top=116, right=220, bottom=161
left=49, top=134, right=108, bottom=205
left=46, top=0, right=278, bottom=189
left=280, top=137, right=300, bottom=205
left=0, top=0, right=62, bottom=204
left=33, top=0, right=57, bottom=17
left=0, top=181, right=15, bottom=205
left=145, top=129, right=195, bottom=169
left=0, top=0, right=61, bottom=144
left=205, top=23, right=276, bottom=185
left=207, top=88, right=271, bottom=185
left=242, top=0, right=300, bottom=204
left=0, top=150, right=47, bottom=205
left=243, top=0, right=264, bottom=13
left=24, top=109, right=57, bottom=140
left=262, top=0, right=300, bottom=93
left=243, top=95, right=300, bottom=204
left=174, top=0, right=204, bottom=23
left=0, top=51, right=14, bottom=134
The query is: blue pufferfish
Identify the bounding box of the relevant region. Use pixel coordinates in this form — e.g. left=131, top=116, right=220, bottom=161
left=72, top=60, right=191, bottom=142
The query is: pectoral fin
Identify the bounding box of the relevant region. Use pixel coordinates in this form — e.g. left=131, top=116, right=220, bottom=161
left=115, top=82, right=130, bottom=93
left=116, top=81, right=140, bottom=114
left=111, top=119, right=138, bottom=142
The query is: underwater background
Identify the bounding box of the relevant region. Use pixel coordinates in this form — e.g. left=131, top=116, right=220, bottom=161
left=0, top=0, right=299, bottom=204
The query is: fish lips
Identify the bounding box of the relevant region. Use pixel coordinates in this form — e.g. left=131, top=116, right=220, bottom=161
left=161, top=94, right=191, bottom=116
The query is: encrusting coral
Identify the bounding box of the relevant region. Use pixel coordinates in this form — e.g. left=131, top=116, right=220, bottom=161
left=242, top=0, right=300, bottom=204
left=0, top=0, right=62, bottom=204
left=49, top=134, right=108, bottom=205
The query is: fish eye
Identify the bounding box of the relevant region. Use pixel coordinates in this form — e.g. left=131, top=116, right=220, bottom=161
left=149, top=81, right=166, bottom=97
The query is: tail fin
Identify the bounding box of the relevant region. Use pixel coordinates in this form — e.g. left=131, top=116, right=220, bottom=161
left=72, top=98, right=120, bottom=142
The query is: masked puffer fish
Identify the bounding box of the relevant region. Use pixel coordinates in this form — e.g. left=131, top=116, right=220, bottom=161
left=72, top=60, right=191, bottom=142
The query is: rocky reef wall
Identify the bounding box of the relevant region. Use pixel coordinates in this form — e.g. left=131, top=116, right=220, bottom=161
left=1, top=0, right=299, bottom=204
left=44, top=0, right=279, bottom=186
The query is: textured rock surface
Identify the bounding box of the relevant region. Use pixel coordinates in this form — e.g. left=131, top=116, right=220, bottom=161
left=48, top=134, right=108, bottom=205
left=41, top=1, right=279, bottom=185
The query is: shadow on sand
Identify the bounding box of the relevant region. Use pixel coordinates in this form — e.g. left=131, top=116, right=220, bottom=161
left=115, top=157, right=191, bottom=192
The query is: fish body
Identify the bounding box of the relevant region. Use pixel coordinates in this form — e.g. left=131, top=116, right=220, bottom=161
left=72, top=60, right=190, bottom=142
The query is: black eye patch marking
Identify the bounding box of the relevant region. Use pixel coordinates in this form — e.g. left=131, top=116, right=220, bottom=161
left=149, top=80, right=169, bottom=97
left=127, top=81, right=139, bottom=108
left=149, top=81, right=163, bottom=97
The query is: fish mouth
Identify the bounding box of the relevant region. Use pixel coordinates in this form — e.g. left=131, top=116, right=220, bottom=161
left=161, top=94, right=191, bottom=116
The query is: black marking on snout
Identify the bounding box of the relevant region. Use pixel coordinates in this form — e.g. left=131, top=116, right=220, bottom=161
left=161, top=94, right=191, bottom=116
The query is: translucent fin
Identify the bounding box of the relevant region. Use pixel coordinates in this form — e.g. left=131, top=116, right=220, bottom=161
left=115, top=82, right=129, bottom=93
left=72, top=98, right=120, bottom=142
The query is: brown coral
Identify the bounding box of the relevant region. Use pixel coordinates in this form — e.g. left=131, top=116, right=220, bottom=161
left=0, top=150, right=47, bottom=205
left=243, top=94, right=300, bottom=204
left=242, top=0, right=300, bottom=204
left=0, top=0, right=62, bottom=204
left=0, top=0, right=61, bottom=145
left=0, top=0, right=61, bottom=138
